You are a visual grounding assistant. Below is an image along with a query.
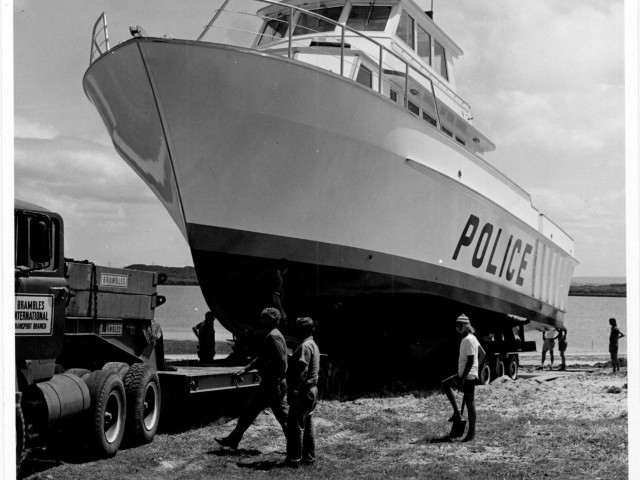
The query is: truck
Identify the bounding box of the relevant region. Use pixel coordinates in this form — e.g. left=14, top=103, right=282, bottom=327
left=14, top=200, right=261, bottom=472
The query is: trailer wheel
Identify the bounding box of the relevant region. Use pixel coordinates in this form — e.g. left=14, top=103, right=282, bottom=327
left=103, top=362, right=130, bottom=379
left=66, top=368, right=91, bottom=381
left=16, top=403, right=25, bottom=474
left=494, top=356, right=506, bottom=379
left=85, top=370, right=126, bottom=457
left=479, top=361, right=491, bottom=385
left=124, top=364, right=161, bottom=445
left=507, top=355, right=519, bottom=380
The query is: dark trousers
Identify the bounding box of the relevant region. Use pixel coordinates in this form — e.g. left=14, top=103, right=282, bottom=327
left=610, top=347, right=619, bottom=371
left=286, top=386, right=318, bottom=463
left=230, top=379, right=288, bottom=442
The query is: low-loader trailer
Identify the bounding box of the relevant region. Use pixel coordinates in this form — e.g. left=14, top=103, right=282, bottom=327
left=14, top=200, right=260, bottom=472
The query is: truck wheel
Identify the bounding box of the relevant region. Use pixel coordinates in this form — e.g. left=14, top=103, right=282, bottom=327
left=16, top=404, right=25, bottom=474
left=85, top=370, right=126, bottom=457
left=66, top=368, right=91, bottom=381
left=103, top=362, right=130, bottom=379
left=494, top=356, right=506, bottom=379
left=124, top=364, right=161, bottom=445
left=479, top=361, right=491, bottom=385
left=507, top=355, right=519, bottom=380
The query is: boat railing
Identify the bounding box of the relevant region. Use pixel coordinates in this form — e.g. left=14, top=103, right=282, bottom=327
left=198, top=0, right=454, bottom=130
left=90, top=12, right=110, bottom=64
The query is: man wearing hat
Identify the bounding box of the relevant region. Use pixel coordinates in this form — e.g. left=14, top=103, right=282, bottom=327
left=215, top=307, right=289, bottom=449
left=441, top=313, right=480, bottom=442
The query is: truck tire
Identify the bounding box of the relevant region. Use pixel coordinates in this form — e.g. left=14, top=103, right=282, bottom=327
left=494, top=356, right=506, bottom=379
left=507, top=355, right=519, bottom=380
left=85, top=370, right=126, bottom=457
left=479, top=360, right=491, bottom=385
left=16, top=403, right=25, bottom=474
left=66, top=368, right=91, bottom=381
left=103, top=362, right=130, bottom=379
left=123, top=364, right=161, bottom=445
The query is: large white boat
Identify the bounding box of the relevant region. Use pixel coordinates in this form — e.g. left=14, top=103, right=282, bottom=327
left=83, top=0, right=577, bottom=367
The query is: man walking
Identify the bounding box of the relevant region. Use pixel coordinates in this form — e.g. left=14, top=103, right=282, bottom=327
left=284, top=317, right=320, bottom=467
left=441, top=314, right=479, bottom=442
left=215, top=307, right=288, bottom=449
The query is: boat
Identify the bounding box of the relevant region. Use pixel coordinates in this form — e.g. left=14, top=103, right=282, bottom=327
left=83, top=0, right=578, bottom=375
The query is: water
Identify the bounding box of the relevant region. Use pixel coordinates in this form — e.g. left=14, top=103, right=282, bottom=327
left=156, top=286, right=627, bottom=355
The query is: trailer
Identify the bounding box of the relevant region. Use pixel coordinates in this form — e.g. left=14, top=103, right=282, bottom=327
left=14, top=200, right=260, bottom=473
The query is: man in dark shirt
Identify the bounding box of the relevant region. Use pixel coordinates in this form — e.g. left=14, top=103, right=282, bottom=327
left=284, top=317, right=320, bottom=467
left=192, top=311, right=215, bottom=363
left=215, top=308, right=288, bottom=449
left=609, top=317, right=625, bottom=373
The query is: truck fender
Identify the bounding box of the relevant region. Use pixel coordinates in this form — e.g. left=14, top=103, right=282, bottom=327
left=35, top=373, right=91, bottom=426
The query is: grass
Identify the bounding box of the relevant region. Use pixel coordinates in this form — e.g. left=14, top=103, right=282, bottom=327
left=20, top=370, right=628, bottom=480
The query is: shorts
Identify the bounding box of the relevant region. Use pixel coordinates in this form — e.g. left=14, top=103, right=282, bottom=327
left=542, top=339, right=555, bottom=352
left=442, top=374, right=478, bottom=392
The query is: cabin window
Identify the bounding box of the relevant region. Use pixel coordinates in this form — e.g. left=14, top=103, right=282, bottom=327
left=293, top=7, right=342, bottom=35
left=257, top=14, right=291, bottom=45
left=417, top=25, right=431, bottom=64
left=390, top=89, right=398, bottom=102
left=422, top=111, right=437, bottom=126
left=397, top=11, right=415, bottom=49
left=434, top=40, right=448, bottom=80
left=356, top=65, right=373, bottom=88
left=347, top=5, right=391, bottom=31
left=442, top=126, right=453, bottom=137
left=408, top=100, right=420, bottom=116
left=455, top=136, right=466, bottom=146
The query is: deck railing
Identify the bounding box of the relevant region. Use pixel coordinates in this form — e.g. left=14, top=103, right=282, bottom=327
left=88, top=3, right=474, bottom=138
left=90, top=12, right=110, bottom=64
left=195, top=0, right=473, bottom=129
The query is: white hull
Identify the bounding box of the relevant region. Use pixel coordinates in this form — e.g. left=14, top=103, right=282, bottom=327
left=84, top=38, right=577, bottom=335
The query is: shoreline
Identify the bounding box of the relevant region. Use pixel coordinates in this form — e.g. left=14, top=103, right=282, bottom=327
left=162, top=339, right=624, bottom=368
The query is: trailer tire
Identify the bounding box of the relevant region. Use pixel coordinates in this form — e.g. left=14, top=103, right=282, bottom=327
left=16, top=403, right=25, bottom=474
left=66, top=368, right=91, bottom=381
left=103, top=362, right=130, bottom=379
left=507, top=355, right=519, bottom=380
left=494, top=356, right=506, bottom=379
left=479, top=361, right=491, bottom=385
left=85, top=370, right=126, bottom=458
left=124, top=363, right=161, bottom=445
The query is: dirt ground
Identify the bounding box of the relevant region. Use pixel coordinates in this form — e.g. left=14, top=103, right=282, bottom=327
left=20, top=360, right=629, bottom=480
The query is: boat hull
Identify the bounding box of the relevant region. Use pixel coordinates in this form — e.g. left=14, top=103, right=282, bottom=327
left=83, top=38, right=577, bottom=349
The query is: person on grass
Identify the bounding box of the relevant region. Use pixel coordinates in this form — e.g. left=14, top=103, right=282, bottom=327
left=214, top=308, right=288, bottom=449
left=441, top=314, right=479, bottom=442
left=557, top=327, right=568, bottom=371
left=283, top=317, right=320, bottom=468
left=540, top=329, right=558, bottom=370
left=608, top=318, right=625, bottom=373
left=192, top=311, right=216, bottom=363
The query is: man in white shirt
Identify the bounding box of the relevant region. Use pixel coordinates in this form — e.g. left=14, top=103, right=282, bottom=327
left=540, top=329, right=558, bottom=370
left=441, top=313, right=480, bottom=442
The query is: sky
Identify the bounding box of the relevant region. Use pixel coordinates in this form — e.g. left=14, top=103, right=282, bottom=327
left=9, top=0, right=628, bottom=277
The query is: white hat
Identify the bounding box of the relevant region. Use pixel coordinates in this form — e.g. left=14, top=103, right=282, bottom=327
left=456, top=314, right=470, bottom=324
